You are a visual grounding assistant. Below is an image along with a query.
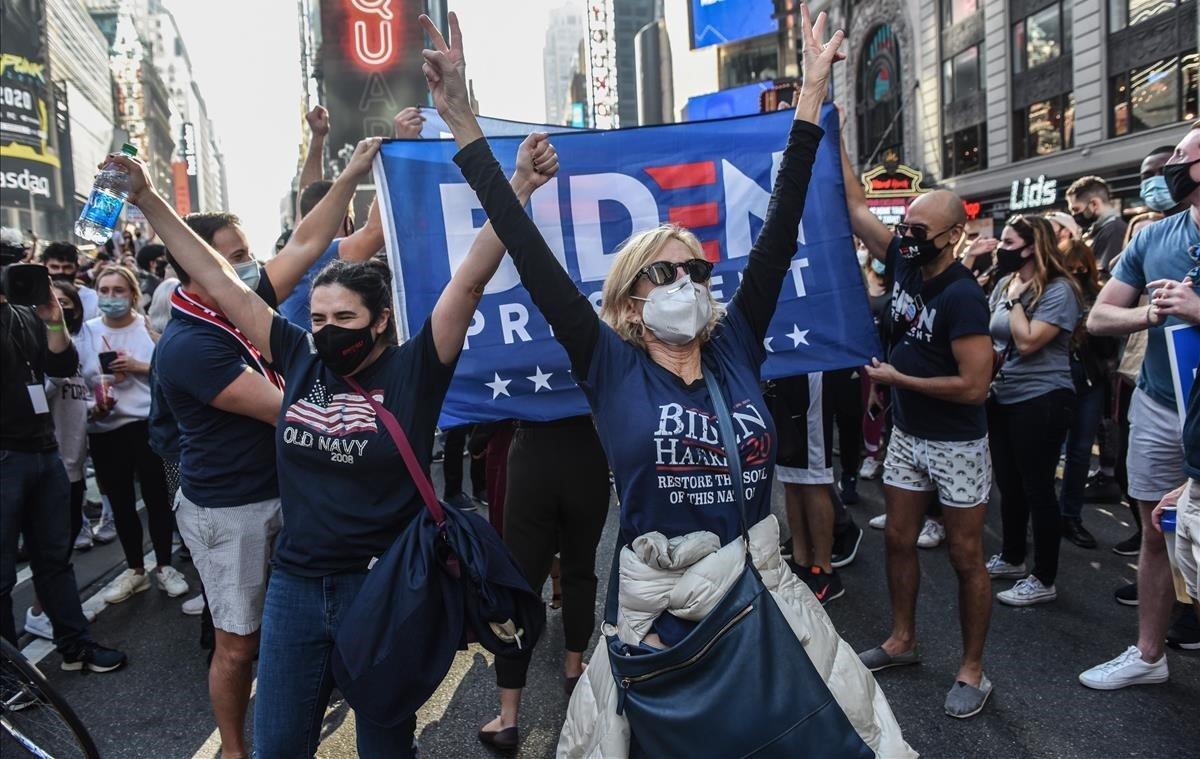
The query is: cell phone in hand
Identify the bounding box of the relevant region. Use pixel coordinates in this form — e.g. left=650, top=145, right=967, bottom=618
left=99, top=351, right=119, bottom=373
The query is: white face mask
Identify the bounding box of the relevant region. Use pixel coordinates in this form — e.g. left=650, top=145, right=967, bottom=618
left=631, top=278, right=713, bottom=346
left=856, top=248, right=869, bottom=267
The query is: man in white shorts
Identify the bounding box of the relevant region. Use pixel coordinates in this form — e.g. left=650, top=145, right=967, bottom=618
left=840, top=130, right=997, bottom=718
left=1079, top=124, right=1200, bottom=690
left=769, top=372, right=844, bottom=604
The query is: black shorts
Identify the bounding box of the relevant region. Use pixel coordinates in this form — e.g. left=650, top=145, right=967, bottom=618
left=766, top=372, right=833, bottom=484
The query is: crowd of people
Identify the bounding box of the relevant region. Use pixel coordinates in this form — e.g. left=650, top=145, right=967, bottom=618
left=1, top=5, right=1197, bottom=757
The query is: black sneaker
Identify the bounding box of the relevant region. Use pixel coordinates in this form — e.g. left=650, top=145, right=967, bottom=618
left=839, top=475, right=859, bottom=506
left=83, top=499, right=102, bottom=521
left=472, top=492, right=490, bottom=509
left=832, top=523, right=864, bottom=569
left=1114, top=582, right=1138, bottom=607
left=785, top=559, right=809, bottom=577
left=1061, top=517, right=1097, bottom=549
left=1112, top=533, right=1142, bottom=556
left=444, top=493, right=476, bottom=512
left=61, top=641, right=127, bottom=673
left=1167, top=603, right=1200, bottom=650
left=804, top=566, right=845, bottom=605
left=1083, top=471, right=1122, bottom=503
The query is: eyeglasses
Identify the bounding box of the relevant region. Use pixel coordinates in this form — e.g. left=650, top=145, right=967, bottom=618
left=894, top=222, right=957, bottom=243
left=636, top=259, right=714, bottom=288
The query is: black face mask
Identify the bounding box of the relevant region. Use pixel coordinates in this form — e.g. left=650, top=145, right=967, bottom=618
left=1072, top=208, right=1095, bottom=229
left=995, top=245, right=1027, bottom=275
left=313, top=323, right=377, bottom=375
left=1164, top=158, right=1200, bottom=203
left=50, top=272, right=75, bottom=284
left=897, top=236, right=946, bottom=266
left=62, top=307, right=83, bottom=335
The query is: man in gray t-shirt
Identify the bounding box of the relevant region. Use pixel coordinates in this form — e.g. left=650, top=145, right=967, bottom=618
left=988, top=276, right=1081, bottom=405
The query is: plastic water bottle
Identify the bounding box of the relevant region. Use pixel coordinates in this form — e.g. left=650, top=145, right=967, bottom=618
left=74, top=143, right=138, bottom=243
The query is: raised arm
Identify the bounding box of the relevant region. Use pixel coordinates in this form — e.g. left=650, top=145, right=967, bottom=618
left=267, top=138, right=383, bottom=299
left=431, top=132, right=559, bottom=365
left=420, top=12, right=599, bottom=372
left=295, top=105, right=328, bottom=221
left=729, top=5, right=844, bottom=342
left=839, top=123, right=892, bottom=262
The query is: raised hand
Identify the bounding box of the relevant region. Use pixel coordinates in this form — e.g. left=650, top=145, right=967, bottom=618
left=418, top=12, right=468, bottom=118
left=393, top=106, right=424, bottom=139
left=306, top=105, right=330, bottom=138
left=100, top=153, right=154, bottom=205
left=343, top=137, right=383, bottom=178
left=795, top=3, right=845, bottom=123
left=515, top=132, right=559, bottom=195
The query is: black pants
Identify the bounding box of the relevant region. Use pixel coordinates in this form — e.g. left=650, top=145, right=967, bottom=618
left=494, top=418, right=610, bottom=689
left=88, top=420, right=174, bottom=569
left=1, top=450, right=89, bottom=650
left=989, top=389, right=1075, bottom=586
left=442, top=424, right=486, bottom=499
left=67, top=479, right=85, bottom=559
left=824, top=368, right=863, bottom=480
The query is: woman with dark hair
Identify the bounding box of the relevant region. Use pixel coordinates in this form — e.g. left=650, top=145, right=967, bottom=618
left=985, top=215, right=1084, bottom=606
left=106, top=129, right=560, bottom=757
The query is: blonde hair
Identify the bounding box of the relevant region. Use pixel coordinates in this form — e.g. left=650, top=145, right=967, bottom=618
left=599, top=224, right=724, bottom=350
left=94, top=264, right=143, bottom=310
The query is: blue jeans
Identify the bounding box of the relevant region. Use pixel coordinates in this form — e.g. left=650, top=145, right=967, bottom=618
left=0, top=449, right=89, bottom=650
left=1060, top=372, right=1106, bottom=519
left=253, top=568, right=417, bottom=758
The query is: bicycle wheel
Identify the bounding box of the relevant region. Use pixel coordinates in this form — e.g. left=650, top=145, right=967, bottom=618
left=1, top=638, right=99, bottom=759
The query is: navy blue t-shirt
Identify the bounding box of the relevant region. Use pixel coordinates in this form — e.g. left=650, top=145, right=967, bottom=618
left=278, top=239, right=340, bottom=329
left=156, top=274, right=280, bottom=507
left=270, top=315, right=455, bottom=576
left=887, top=238, right=990, bottom=441
left=1185, top=370, right=1199, bottom=481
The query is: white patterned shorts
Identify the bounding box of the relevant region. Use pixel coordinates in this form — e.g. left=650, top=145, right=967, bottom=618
left=883, top=428, right=991, bottom=507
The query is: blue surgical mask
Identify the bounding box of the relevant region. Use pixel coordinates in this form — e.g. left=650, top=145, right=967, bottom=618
left=1140, top=175, right=1175, bottom=212
left=233, top=260, right=261, bottom=291
left=871, top=258, right=887, bottom=275
left=97, top=296, right=131, bottom=318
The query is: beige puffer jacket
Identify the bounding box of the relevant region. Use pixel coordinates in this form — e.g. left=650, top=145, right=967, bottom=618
left=556, top=515, right=917, bottom=758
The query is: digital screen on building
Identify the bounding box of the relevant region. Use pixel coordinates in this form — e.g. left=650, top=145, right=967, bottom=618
left=685, top=80, right=774, bottom=121
left=319, top=0, right=429, bottom=155
left=0, top=5, right=59, bottom=206
left=689, top=0, right=776, bottom=49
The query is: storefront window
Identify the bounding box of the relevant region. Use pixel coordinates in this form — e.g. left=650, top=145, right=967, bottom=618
left=1015, top=94, right=1075, bottom=160
left=1109, top=0, right=1179, bottom=32
left=942, top=124, right=985, bottom=176
left=1111, top=53, right=1199, bottom=136
left=941, top=0, right=978, bottom=27
left=1012, top=2, right=1067, bottom=73
left=943, top=45, right=982, bottom=104
left=717, top=36, right=777, bottom=90
left=858, top=24, right=904, bottom=165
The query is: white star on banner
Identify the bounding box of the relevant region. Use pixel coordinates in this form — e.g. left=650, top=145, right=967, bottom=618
left=485, top=373, right=512, bottom=399
left=763, top=337, right=774, bottom=353
left=787, top=324, right=810, bottom=347
left=526, top=366, right=553, bottom=392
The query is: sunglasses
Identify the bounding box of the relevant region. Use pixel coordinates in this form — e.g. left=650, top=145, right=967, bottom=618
left=894, top=222, right=957, bottom=243
left=636, top=259, right=714, bottom=288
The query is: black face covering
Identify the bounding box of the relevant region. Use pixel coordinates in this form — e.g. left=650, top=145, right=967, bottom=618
left=314, top=323, right=376, bottom=375
left=1071, top=208, right=1095, bottom=230
left=62, top=307, right=83, bottom=335
left=1164, top=158, right=1200, bottom=203
left=995, top=245, right=1027, bottom=275
left=897, top=235, right=946, bottom=266
left=50, top=272, right=75, bottom=284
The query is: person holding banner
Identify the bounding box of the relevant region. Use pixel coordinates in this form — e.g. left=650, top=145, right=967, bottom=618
left=421, top=7, right=912, bottom=756
left=107, top=121, right=561, bottom=754
left=1080, top=122, right=1200, bottom=691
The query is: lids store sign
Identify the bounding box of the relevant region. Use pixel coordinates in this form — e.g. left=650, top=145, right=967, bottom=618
left=1010, top=175, right=1057, bottom=210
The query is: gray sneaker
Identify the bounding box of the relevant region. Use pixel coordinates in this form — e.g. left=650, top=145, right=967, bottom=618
left=93, top=517, right=117, bottom=544
left=944, top=673, right=993, bottom=719
left=858, top=645, right=921, bottom=672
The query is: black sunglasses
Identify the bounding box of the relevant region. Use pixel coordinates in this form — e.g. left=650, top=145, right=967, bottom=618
left=894, top=222, right=957, bottom=243
left=636, top=259, right=714, bottom=288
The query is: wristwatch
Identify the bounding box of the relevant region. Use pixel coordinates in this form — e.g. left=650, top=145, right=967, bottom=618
left=1002, top=298, right=1016, bottom=311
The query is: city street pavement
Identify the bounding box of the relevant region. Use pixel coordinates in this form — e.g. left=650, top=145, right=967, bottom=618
left=5, top=457, right=1198, bottom=758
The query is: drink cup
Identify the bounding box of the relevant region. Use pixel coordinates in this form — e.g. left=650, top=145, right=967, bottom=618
left=95, top=373, right=117, bottom=408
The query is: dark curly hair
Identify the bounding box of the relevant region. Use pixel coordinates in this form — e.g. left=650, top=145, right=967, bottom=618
left=311, top=258, right=396, bottom=344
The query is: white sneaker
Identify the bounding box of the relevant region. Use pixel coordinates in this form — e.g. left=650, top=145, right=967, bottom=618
left=103, top=569, right=151, bottom=604
left=868, top=513, right=887, bottom=530
left=858, top=458, right=883, bottom=480
left=1079, top=645, right=1169, bottom=690
left=156, top=566, right=189, bottom=598
left=985, top=554, right=1027, bottom=579
left=917, top=519, right=946, bottom=549
left=997, top=575, right=1057, bottom=606
left=74, top=521, right=94, bottom=552
left=181, top=594, right=205, bottom=616
left=93, top=517, right=118, bottom=544
left=23, top=608, right=53, bottom=641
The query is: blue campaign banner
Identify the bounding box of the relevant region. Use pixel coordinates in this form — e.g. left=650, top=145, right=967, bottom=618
left=1166, top=324, right=1200, bottom=425
left=376, top=106, right=881, bottom=427
left=690, top=0, right=777, bottom=49
left=417, top=106, right=582, bottom=140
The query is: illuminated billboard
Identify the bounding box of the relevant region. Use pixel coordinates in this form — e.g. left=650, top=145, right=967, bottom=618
left=689, top=0, right=776, bottom=49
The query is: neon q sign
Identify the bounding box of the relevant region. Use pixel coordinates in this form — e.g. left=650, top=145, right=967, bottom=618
left=348, top=0, right=396, bottom=70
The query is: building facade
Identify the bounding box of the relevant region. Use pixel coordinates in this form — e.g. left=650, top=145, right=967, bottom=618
left=544, top=1, right=585, bottom=125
